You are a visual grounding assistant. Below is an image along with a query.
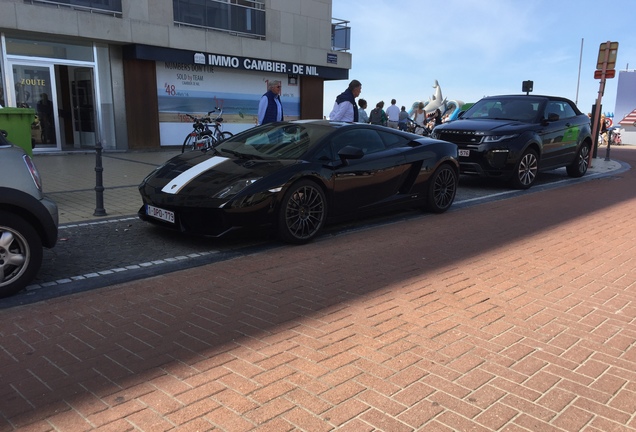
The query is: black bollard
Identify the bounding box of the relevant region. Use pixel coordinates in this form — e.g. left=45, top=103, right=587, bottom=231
left=93, top=141, right=107, bottom=216
left=604, top=128, right=612, bottom=162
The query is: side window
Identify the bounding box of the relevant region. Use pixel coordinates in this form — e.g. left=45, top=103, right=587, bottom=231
left=561, top=103, right=577, bottom=119
left=544, top=102, right=561, bottom=121
left=330, top=129, right=386, bottom=156
left=544, top=101, right=577, bottom=121
left=377, top=130, right=410, bottom=148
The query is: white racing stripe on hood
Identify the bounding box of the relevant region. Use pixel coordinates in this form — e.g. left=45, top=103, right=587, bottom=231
left=161, top=156, right=229, bottom=194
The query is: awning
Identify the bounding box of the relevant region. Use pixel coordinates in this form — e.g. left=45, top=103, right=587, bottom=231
left=618, top=108, right=636, bottom=127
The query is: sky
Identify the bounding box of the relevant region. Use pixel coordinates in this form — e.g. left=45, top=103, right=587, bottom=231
left=323, top=0, right=636, bottom=119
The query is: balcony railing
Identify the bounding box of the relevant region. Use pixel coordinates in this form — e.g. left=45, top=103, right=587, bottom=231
left=23, top=0, right=123, bottom=17
left=331, top=18, right=350, bottom=52
left=173, top=0, right=265, bottom=39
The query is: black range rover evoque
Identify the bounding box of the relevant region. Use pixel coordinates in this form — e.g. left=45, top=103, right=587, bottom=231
left=431, top=94, right=593, bottom=189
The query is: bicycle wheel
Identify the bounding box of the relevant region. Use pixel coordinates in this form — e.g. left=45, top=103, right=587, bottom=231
left=220, top=131, right=233, bottom=141
left=182, top=132, right=197, bottom=153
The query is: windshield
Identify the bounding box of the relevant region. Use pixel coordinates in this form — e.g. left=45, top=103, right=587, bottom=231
left=213, top=123, right=332, bottom=160
left=463, top=97, right=543, bottom=123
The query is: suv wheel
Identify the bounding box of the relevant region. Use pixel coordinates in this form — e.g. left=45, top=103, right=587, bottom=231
left=566, top=143, right=590, bottom=178
left=510, top=148, right=538, bottom=189
left=0, top=211, right=43, bottom=298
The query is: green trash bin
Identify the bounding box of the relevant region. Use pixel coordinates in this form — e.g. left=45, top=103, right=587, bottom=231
left=0, top=107, right=36, bottom=156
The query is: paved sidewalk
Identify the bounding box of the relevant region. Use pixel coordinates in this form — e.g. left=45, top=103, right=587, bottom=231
left=1, top=147, right=635, bottom=431
left=33, top=149, right=180, bottom=224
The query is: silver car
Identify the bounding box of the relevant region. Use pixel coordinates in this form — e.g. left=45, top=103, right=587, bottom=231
left=0, top=130, right=58, bottom=298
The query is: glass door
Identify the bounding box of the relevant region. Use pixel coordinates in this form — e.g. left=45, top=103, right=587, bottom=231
left=10, top=62, right=60, bottom=151
left=70, top=67, right=97, bottom=149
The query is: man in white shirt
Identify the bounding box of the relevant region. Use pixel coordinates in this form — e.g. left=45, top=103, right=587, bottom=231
left=386, top=99, right=400, bottom=129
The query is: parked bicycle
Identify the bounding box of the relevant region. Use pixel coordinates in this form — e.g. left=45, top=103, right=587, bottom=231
left=181, top=108, right=233, bottom=153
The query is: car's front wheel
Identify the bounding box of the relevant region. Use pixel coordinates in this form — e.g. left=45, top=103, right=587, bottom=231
left=566, top=143, right=590, bottom=178
left=426, top=163, right=458, bottom=213
left=510, top=148, right=538, bottom=189
left=0, top=211, right=43, bottom=298
left=277, top=180, right=327, bottom=244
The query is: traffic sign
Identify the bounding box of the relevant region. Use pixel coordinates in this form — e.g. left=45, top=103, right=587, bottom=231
left=594, top=69, right=616, bottom=79
left=596, top=41, right=618, bottom=70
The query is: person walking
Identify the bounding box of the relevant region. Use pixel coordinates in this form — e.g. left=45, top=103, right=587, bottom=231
left=36, top=93, right=55, bottom=144
left=329, top=79, right=362, bottom=122
left=257, top=80, right=284, bottom=125
left=398, top=106, right=409, bottom=131
left=386, top=99, right=400, bottom=129
left=358, top=98, right=369, bottom=123
left=369, top=101, right=387, bottom=126
left=427, top=108, right=443, bottom=134
left=413, top=101, right=427, bottom=135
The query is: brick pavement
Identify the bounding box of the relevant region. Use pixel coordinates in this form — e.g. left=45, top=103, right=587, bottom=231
left=1, top=147, right=636, bottom=431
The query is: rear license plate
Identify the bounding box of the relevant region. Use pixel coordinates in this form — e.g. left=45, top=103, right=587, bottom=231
left=458, top=149, right=470, bottom=157
left=146, top=205, right=175, bottom=223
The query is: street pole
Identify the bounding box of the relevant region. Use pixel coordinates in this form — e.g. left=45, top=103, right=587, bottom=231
left=605, top=128, right=613, bottom=162
left=575, top=38, right=583, bottom=105
left=588, top=41, right=612, bottom=169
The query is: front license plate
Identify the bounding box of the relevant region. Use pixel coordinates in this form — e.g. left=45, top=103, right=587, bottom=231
left=458, top=149, right=470, bottom=157
left=146, top=205, right=175, bottom=224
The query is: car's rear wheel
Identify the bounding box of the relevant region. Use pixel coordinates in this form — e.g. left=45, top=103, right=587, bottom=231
left=510, top=148, right=538, bottom=189
left=277, top=180, right=326, bottom=244
left=566, top=143, right=590, bottom=178
left=426, top=164, right=458, bottom=213
left=0, top=211, right=43, bottom=298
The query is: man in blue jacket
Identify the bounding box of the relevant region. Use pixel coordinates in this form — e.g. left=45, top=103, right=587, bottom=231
left=329, top=79, right=362, bottom=122
left=257, top=80, right=284, bottom=125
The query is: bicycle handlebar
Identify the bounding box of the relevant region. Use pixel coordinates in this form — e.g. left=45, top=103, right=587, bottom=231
left=185, top=108, right=224, bottom=124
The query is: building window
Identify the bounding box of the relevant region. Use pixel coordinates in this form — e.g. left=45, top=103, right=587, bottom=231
left=23, top=0, right=123, bottom=17
left=173, top=0, right=265, bottom=39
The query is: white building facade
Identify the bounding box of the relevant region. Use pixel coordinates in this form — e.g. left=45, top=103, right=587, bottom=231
left=614, top=70, right=636, bottom=145
left=0, top=0, right=351, bottom=152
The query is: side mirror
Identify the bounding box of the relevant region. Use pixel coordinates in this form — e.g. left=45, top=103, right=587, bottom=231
left=338, top=145, right=364, bottom=163
left=0, top=129, right=7, bottom=138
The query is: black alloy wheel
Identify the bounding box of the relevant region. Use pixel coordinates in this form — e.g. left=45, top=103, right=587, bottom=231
left=566, top=143, right=590, bottom=178
left=426, top=164, right=458, bottom=213
left=278, top=180, right=327, bottom=244
left=510, top=148, right=538, bottom=189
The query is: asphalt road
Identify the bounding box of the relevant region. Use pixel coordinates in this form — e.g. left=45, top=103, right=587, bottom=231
left=1, top=165, right=623, bottom=308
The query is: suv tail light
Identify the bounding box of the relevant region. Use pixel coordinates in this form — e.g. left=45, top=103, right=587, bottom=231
left=22, top=155, right=43, bottom=192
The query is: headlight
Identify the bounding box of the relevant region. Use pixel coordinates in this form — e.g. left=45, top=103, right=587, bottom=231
left=212, top=178, right=261, bottom=199
left=483, top=134, right=519, bottom=143
left=430, top=131, right=439, bottom=139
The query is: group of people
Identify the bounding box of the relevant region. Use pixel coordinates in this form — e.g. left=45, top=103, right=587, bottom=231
left=328, top=80, right=445, bottom=135
left=257, top=78, right=447, bottom=136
